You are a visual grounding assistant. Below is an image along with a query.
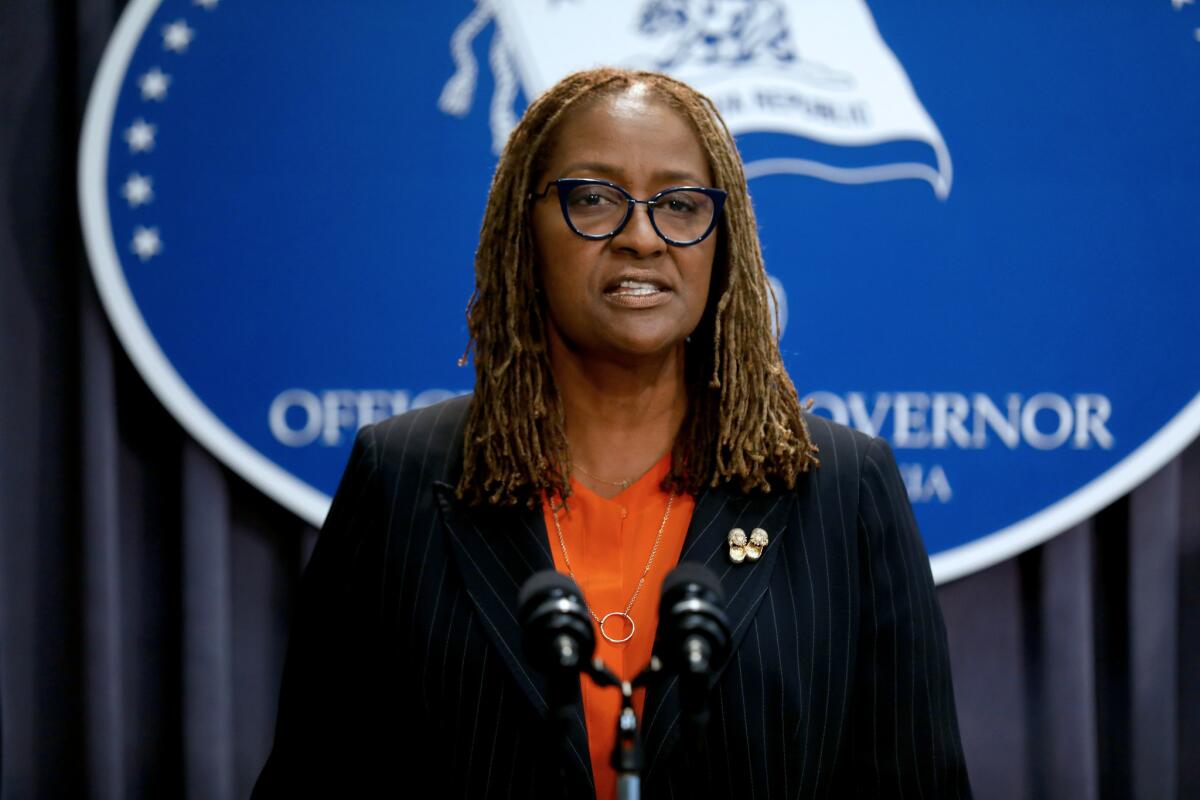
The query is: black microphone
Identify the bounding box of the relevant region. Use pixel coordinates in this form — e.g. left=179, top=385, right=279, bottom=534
left=655, top=563, right=730, bottom=754
left=517, top=570, right=595, bottom=736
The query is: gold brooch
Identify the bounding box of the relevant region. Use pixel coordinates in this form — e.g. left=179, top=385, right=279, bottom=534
left=728, top=528, right=748, bottom=563
left=747, top=528, right=769, bottom=560
left=729, top=527, right=769, bottom=564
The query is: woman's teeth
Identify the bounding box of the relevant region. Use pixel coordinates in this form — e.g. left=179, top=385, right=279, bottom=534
left=611, top=280, right=661, bottom=296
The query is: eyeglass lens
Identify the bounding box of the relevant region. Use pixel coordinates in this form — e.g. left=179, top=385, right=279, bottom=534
left=563, top=183, right=715, bottom=242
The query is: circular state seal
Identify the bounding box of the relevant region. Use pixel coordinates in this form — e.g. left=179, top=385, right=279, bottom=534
left=80, top=0, right=1200, bottom=582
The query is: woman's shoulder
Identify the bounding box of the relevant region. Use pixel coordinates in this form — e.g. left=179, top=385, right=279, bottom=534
left=796, top=409, right=911, bottom=504
left=366, top=393, right=472, bottom=476
left=800, top=409, right=880, bottom=477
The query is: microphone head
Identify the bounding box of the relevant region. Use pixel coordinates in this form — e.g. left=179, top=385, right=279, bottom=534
left=656, top=563, right=731, bottom=675
left=518, top=569, right=595, bottom=674
left=659, top=562, right=726, bottom=607
left=518, top=569, right=584, bottom=620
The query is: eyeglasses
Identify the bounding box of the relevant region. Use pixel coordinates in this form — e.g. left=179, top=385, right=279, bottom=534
left=529, top=178, right=726, bottom=247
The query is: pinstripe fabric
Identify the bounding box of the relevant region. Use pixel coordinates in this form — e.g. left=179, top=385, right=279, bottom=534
left=252, top=395, right=971, bottom=799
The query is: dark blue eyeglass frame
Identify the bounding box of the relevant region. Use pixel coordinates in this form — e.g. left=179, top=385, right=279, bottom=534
left=529, top=177, right=727, bottom=247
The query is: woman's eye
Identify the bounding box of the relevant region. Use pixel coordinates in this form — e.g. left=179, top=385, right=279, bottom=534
left=569, top=189, right=619, bottom=207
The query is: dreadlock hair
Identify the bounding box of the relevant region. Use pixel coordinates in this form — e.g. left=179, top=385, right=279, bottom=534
left=455, top=67, right=819, bottom=508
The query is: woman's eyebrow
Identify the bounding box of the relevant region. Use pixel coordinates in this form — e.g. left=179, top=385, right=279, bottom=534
left=558, top=161, right=623, bottom=179
left=558, top=161, right=708, bottom=185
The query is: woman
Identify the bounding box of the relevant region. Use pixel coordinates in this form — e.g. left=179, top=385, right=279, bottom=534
left=253, top=68, right=971, bottom=799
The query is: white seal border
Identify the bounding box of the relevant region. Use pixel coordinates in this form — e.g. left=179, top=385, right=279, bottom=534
left=78, top=0, right=1200, bottom=581
left=79, top=0, right=332, bottom=526
left=929, top=393, right=1200, bottom=584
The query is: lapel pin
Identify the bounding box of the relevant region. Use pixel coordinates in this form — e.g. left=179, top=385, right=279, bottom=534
left=728, top=528, right=747, bottom=564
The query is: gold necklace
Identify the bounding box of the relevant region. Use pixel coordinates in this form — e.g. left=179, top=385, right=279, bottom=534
left=571, top=464, right=634, bottom=490
left=549, top=491, right=675, bottom=645
left=572, top=453, right=668, bottom=492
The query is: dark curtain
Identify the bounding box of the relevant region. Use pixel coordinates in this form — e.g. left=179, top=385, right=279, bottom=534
left=2, top=1, right=1197, bottom=798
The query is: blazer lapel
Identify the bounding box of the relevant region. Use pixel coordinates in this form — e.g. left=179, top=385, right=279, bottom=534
left=640, top=483, right=797, bottom=784
left=433, top=484, right=596, bottom=797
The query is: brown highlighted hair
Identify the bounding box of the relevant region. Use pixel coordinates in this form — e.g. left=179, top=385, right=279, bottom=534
left=455, top=67, right=818, bottom=507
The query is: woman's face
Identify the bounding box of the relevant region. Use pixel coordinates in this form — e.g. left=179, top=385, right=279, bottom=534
left=530, top=86, right=718, bottom=364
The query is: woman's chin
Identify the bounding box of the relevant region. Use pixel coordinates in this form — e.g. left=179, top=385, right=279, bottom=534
left=593, top=333, right=687, bottom=365
left=546, top=317, right=690, bottom=367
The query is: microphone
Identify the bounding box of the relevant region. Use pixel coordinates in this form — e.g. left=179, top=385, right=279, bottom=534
left=517, top=570, right=595, bottom=735
left=520, top=571, right=636, bottom=794
left=655, top=563, right=730, bottom=754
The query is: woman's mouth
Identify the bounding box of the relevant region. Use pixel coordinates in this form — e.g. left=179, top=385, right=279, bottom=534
left=604, top=278, right=672, bottom=308
left=609, top=280, right=662, bottom=296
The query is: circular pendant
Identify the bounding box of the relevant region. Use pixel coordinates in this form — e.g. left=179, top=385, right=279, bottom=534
left=599, top=612, right=636, bottom=644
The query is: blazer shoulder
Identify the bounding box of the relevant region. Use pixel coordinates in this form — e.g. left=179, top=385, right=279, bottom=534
left=801, top=409, right=876, bottom=481
left=368, top=393, right=472, bottom=483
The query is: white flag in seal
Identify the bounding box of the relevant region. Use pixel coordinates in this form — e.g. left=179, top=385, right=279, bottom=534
left=440, top=0, right=953, bottom=198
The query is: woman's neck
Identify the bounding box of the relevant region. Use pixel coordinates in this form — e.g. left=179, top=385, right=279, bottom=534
left=548, top=333, right=687, bottom=499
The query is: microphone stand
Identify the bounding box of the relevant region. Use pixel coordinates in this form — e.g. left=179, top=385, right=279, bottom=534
left=584, top=656, right=673, bottom=800
left=613, top=683, right=641, bottom=800
left=521, top=565, right=726, bottom=798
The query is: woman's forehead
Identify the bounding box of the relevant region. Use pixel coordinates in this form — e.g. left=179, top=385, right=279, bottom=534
left=555, top=87, right=692, bottom=141
left=543, top=90, right=712, bottom=184
left=605, top=81, right=655, bottom=115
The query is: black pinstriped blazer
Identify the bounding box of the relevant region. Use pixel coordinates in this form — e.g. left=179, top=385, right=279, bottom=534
left=253, top=394, right=971, bottom=799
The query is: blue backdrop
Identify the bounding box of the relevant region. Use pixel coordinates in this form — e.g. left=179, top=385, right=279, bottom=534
left=80, top=0, right=1200, bottom=581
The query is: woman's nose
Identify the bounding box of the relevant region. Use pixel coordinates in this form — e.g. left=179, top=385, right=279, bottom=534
left=610, top=202, right=665, bottom=257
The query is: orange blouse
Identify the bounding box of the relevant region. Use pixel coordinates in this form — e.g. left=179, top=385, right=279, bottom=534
left=541, top=453, right=695, bottom=800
